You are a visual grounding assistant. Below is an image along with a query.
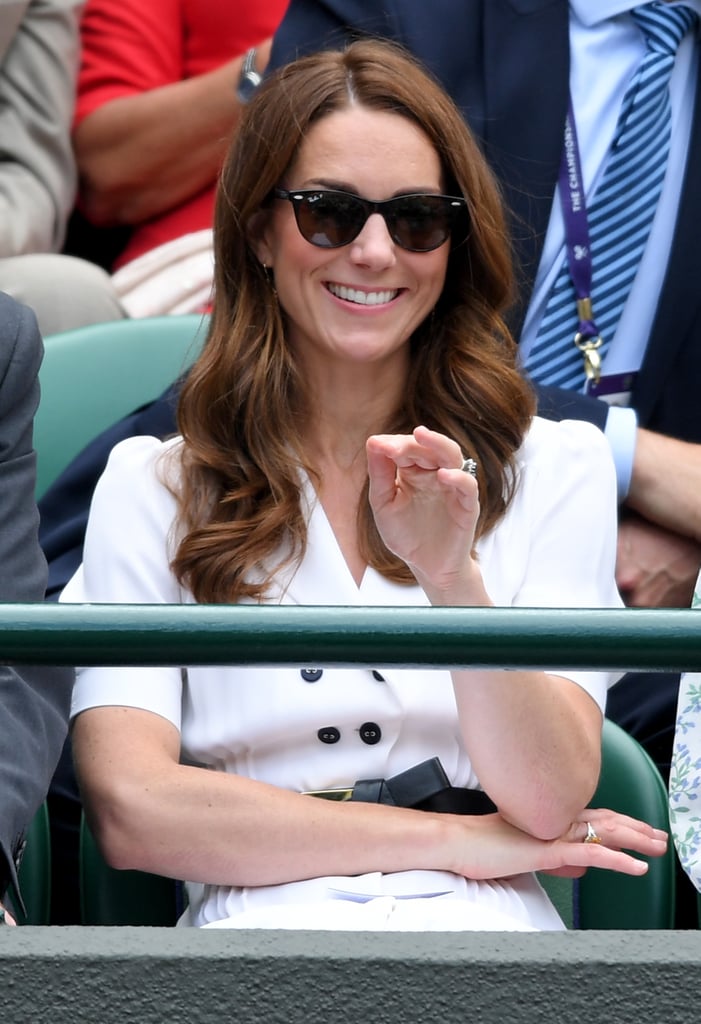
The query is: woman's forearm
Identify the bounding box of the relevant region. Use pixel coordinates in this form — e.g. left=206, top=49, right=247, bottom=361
left=450, top=668, right=601, bottom=839
left=73, top=708, right=662, bottom=888
left=627, top=428, right=701, bottom=541
left=73, top=706, right=453, bottom=885
left=420, top=573, right=602, bottom=840
left=74, top=55, right=251, bottom=226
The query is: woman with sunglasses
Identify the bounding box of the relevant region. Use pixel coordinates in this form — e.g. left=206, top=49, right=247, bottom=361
left=65, top=39, right=666, bottom=931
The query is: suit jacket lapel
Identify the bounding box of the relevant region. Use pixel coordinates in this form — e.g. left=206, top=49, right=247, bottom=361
left=482, top=0, right=570, bottom=333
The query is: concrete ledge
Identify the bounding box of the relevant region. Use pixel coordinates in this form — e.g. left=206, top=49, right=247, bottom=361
left=2, top=928, right=700, bottom=1023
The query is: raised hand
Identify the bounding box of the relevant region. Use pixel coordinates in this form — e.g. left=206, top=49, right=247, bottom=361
left=366, top=425, right=481, bottom=598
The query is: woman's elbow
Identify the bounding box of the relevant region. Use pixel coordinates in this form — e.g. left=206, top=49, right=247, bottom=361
left=505, top=764, right=600, bottom=841
left=82, top=776, right=165, bottom=873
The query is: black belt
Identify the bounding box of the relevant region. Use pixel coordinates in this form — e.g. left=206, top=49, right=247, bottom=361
left=304, top=757, right=496, bottom=816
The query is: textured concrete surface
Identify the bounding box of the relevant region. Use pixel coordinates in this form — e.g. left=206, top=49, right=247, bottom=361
left=2, top=929, right=700, bottom=1024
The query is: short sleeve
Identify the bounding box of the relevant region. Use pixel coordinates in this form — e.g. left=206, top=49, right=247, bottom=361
left=75, top=0, right=183, bottom=124
left=514, top=418, right=621, bottom=610
left=511, top=418, right=623, bottom=712
left=63, top=435, right=185, bottom=728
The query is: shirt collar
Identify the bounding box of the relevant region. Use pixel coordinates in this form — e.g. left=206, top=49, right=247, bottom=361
left=571, top=0, right=701, bottom=29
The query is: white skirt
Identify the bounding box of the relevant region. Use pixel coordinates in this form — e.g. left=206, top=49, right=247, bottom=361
left=183, top=870, right=565, bottom=932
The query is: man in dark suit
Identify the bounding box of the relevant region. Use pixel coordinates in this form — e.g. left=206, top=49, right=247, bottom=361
left=0, top=292, right=73, bottom=921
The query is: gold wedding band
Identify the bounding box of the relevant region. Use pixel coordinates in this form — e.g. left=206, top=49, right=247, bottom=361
left=583, top=821, right=602, bottom=845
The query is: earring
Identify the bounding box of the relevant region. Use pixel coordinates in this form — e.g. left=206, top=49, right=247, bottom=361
left=261, top=261, right=277, bottom=297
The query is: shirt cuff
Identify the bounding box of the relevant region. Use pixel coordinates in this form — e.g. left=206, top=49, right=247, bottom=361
left=603, top=405, right=638, bottom=501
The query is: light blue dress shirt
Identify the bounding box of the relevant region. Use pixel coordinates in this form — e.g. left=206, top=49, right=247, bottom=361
left=519, top=1, right=700, bottom=498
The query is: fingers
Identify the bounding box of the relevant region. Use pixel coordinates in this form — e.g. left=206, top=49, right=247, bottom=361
left=367, top=425, right=462, bottom=471
left=367, top=426, right=478, bottom=498
left=367, top=426, right=480, bottom=547
left=542, top=808, right=669, bottom=878
left=572, top=809, right=668, bottom=855
left=554, top=844, right=651, bottom=877
left=366, top=440, right=402, bottom=511
left=454, top=812, right=663, bottom=882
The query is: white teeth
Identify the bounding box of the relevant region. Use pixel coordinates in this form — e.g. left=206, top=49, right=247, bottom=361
left=327, top=284, right=398, bottom=306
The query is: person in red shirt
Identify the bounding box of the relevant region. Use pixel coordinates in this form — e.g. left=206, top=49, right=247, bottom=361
left=74, top=0, right=289, bottom=272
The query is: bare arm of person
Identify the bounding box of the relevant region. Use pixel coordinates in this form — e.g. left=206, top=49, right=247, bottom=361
left=627, top=428, right=701, bottom=542
left=73, top=705, right=666, bottom=887
left=366, top=425, right=609, bottom=841
left=616, top=510, right=701, bottom=608
left=615, top=429, right=701, bottom=607
left=74, top=42, right=272, bottom=227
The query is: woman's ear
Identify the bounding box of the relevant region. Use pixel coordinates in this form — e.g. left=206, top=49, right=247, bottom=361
left=247, top=210, right=273, bottom=267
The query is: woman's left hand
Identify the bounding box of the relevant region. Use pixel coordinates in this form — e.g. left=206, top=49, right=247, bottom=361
left=366, top=425, right=480, bottom=595
left=535, top=808, right=669, bottom=879
left=448, top=807, right=669, bottom=883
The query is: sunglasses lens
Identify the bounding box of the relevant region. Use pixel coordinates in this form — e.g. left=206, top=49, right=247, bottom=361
left=296, top=192, right=364, bottom=248
left=388, top=196, right=455, bottom=252
left=284, top=190, right=466, bottom=251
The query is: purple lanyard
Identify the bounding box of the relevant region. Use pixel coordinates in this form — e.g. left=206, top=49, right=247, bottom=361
left=557, top=97, right=604, bottom=382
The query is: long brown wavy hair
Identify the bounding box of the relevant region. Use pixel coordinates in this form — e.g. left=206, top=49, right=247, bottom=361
left=170, top=38, right=536, bottom=603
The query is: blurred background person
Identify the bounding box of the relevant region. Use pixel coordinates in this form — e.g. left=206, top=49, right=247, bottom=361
left=69, top=0, right=290, bottom=317
left=0, top=0, right=123, bottom=334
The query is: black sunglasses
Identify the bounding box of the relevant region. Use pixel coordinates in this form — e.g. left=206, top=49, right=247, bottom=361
left=273, top=188, right=468, bottom=252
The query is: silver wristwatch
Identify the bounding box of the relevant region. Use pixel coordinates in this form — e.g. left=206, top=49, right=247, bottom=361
left=236, top=48, right=262, bottom=104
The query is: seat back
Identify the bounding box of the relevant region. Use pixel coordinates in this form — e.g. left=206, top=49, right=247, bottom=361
left=80, top=816, right=178, bottom=926
left=35, top=314, right=207, bottom=498
left=540, top=718, right=675, bottom=928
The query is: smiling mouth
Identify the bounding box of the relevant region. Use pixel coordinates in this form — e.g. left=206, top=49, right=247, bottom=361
left=326, top=283, right=400, bottom=306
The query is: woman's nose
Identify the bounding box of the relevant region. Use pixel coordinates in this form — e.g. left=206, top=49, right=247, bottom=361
left=348, top=213, right=397, bottom=268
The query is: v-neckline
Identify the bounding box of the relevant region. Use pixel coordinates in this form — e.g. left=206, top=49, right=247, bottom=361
left=292, top=474, right=428, bottom=607
left=307, top=479, right=368, bottom=593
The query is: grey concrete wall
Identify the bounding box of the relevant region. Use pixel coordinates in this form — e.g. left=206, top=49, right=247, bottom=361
left=1, top=928, right=700, bottom=1024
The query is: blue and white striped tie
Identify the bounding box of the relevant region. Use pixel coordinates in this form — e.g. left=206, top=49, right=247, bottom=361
left=525, top=3, right=698, bottom=391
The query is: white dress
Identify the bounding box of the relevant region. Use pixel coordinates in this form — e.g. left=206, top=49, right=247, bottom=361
left=65, top=415, right=622, bottom=931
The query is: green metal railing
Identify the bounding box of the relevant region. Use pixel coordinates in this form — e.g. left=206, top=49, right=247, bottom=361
left=0, top=603, right=699, bottom=670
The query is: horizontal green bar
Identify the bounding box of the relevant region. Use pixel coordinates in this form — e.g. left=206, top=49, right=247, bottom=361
left=0, top=603, right=700, bottom=671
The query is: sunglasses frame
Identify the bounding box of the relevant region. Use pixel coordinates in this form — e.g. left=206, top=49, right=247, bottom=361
left=273, top=188, right=468, bottom=252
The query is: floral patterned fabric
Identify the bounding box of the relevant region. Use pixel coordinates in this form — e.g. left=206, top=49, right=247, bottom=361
left=669, top=572, right=701, bottom=892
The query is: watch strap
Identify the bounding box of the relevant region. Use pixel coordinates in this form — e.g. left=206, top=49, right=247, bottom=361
left=236, top=47, right=262, bottom=104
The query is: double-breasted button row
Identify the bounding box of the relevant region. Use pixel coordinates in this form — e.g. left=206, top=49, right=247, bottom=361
left=317, top=721, right=382, bottom=745
left=301, top=669, right=386, bottom=683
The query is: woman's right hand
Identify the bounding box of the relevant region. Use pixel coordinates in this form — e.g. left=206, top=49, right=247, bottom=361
left=448, top=808, right=668, bottom=881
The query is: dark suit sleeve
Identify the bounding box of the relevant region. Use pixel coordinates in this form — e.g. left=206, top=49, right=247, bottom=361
left=0, top=292, right=73, bottom=904
left=533, top=383, right=609, bottom=431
